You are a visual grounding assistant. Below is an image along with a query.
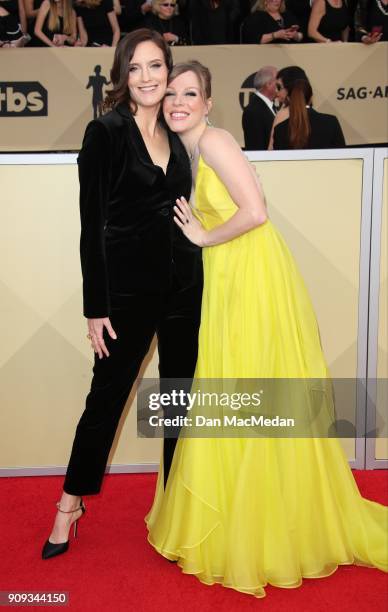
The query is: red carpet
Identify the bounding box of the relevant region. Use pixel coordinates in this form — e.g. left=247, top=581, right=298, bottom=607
left=0, top=471, right=387, bottom=611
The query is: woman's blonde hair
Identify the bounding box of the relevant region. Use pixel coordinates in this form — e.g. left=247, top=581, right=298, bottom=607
left=48, top=0, right=74, bottom=35
left=152, top=0, right=177, bottom=14
left=251, top=0, right=286, bottom=13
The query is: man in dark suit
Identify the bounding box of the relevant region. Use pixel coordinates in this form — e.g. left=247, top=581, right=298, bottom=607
left=242, top=65, right=278, bottom=151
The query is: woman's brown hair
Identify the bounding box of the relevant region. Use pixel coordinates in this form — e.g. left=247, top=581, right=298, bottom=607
left=168, top=60, right=212, bottom=100
left=103, top=29, right=173, bottom=113
left=277, top=66, right=313, bottom=149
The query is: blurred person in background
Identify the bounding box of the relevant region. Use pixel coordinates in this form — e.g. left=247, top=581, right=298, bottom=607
left=74, top=0, right=120, bottom=46
left=308, top=0, right=350, bottom=42
left=242, top=65, right=278, bottom=150
left=144, top=0, right=188, bottom=44
left=285, top=0, right=311, bottom=37
left=270, top=66, right=345, bottom=149
left=355, top=0, right=387, bottom=42
left=120, top=0, right=151, bottom=32
left=188, top=0, right=240, bottom=44
left=242, top=0, right=303, bottom=43
left=24, top=0, right=43, bottom=44
left=34, top=0, right=76, bottom=46
left=0, top=0, right=28, bottom=46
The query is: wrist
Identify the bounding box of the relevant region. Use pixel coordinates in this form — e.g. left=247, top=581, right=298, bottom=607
left=200, top=230, right=209, bottom=247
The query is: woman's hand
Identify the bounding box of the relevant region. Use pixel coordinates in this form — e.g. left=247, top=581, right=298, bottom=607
left=53, top=33, right=67, bottom=46
left=87, top=317, right=117, bottom=359
left=361, top=32, right=382, bottom=44
left=163, top=32, right=178, bottom=44
left=274, top=28, right=295, bottom=41
left=174, top=197, right=207, bottom=247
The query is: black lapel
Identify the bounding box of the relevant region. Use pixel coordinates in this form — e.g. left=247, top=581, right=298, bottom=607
left=167, top=128, right=190, bottom=176
left=116, top=102, right=159, bottom=185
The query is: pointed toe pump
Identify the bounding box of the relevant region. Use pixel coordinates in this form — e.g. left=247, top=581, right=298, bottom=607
left=42, top=499, right=86, bottom=560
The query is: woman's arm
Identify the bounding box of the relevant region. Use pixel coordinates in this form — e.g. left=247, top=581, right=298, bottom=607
left=341, top=25, right=349, bottom=41
left=308, top=0, right=330, bottom=41
left=260, top=28, right=295, bottom=43
left=34, top=0, right=55, bottom=46
left=66, top=8, right=77, bottom=44
left=113, top=0, right=121, bottom=15
left=79, top=120, right=117, bottom=358
left=18, top=0, right=27, bottom=32
left=76, top=15, right=88, bottom=45
left=78, top=120, right=112, bottom=318
left=107, top=10, right=120, bottom=46
left=174, top=129, right=267, bottom=247
left=24, top=0, right=39, bottom=19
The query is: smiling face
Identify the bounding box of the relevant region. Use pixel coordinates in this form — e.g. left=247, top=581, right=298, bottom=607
left=156, top=0, right=176, bottom=19
left=127, top=40, right=168, bottom=109
left=163, top=70, right=211, bottom=134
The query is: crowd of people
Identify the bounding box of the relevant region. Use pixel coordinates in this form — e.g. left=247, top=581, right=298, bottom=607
left=0, top=0, right=387, bottom=47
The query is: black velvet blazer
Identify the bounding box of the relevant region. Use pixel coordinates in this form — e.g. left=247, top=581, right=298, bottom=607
left=78, top=103, right=202, bottom=318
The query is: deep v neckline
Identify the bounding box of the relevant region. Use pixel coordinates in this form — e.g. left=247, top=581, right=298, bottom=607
left=132, top=117, right=172, bottom=176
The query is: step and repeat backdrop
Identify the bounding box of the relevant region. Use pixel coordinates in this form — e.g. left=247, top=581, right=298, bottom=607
left=1, top=150, right=387, bottom=473
left=0, top=43, right=387, bottom=151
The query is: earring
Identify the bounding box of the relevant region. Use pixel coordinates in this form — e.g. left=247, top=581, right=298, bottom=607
left=205, top=116, right=213, bottom=127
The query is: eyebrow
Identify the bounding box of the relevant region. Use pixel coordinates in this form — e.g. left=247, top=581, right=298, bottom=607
left=129, top=58, right=163, bottom=66
left=166, top=87, right=201, bottom=92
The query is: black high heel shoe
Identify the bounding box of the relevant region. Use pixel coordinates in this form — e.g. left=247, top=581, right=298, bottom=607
left=42, top=499, right=86, bottom=560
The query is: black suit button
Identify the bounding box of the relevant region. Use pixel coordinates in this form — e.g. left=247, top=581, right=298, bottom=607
left=160, top=207, right=169, bottom=216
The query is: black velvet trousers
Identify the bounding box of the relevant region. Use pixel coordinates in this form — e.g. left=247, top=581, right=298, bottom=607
left=63, top=279, right=202, bottom=496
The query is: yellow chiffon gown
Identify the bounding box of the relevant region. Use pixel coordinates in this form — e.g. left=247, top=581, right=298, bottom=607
left=145, top=156, right=388, bottom=598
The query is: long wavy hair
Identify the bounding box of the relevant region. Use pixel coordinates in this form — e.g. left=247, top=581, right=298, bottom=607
left=103, top=29, right=173, bottom=114
left=48, top=0, right=73, bottom=34
left=277, top=66, right=313, bottom=149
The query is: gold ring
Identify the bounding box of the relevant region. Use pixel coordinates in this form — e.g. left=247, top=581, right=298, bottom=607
left=87, top=333, right=91, bottom=339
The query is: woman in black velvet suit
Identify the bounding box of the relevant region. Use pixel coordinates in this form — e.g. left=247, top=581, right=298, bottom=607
left=42, top=28, right=203, bottom=560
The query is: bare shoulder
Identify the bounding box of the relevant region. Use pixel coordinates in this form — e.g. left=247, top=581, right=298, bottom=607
left=199, top=128, right=243, bottom=165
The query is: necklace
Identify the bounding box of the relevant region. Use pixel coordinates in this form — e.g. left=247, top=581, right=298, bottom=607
left=376, top=0, right=388, bottom=15
left=188, top=146, right=197, bottom=165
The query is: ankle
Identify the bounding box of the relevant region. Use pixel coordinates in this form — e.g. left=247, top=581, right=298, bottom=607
left=57, top=494, right=82, bottom=513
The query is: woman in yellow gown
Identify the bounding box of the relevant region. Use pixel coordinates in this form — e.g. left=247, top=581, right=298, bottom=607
left=145, top=61, right=388, bottom=598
